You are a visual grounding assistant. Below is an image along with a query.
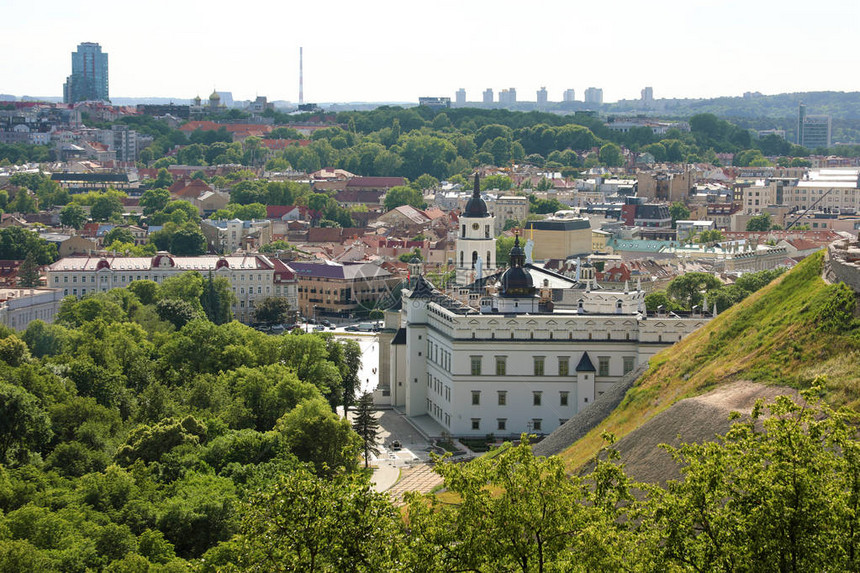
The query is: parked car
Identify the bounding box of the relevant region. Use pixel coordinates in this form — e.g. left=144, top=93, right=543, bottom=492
left=313, top=325, right=325, bottom=332
left=345, top=325, right=360, bottom=332
left=357, top=323, right=374, bottom=332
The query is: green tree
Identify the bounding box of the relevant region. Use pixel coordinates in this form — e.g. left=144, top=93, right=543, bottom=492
left=16, top=252, right=41, bottom=288
left=275, top=397, right=361, bottom=477
left=598, top=142, right=624, bottom=167
left=352, top=392, right=380, bottom=468
left=59, top=203, right=87, bottom=229
left=252, top=296, right=291, bottom=326
left=103, top=227, right=136, bottom=248
left=644, top=290, right=682, bottom=312
left=0, top=382, right=52, bottom=463
left=666, top=272, right=723, bottom=309
left=238, top=464, right=401, bottom=571
left=669, top=202, right=691, bottom=229
left=697, top=229, right=724, bottom=243
left=747, top=212, right=773, bottom=231
left=0, top=227, right=58, bottom=264
left=169, top=225, right=207, bottom=256
left=127, top=280, right=161, bottom=306
left=480, top=174, right=514, bottom=191
left=22, top=320, right=68, bottom=358
left=0, top=335, right=31, bottom=366
left=91, top=194, right=124, bottom=222
left=140, top=188, right=170, bottom=215
left=156, top=298, right=201, bottom=329
left=383, top=185, right=426, bottom=211
left=200, top=272, right=234, bottom=325
left=154, top=168, right=174, bottom=189
left=652, top=390, right=860, bottom=572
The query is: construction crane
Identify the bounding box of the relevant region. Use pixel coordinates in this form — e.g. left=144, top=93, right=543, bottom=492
left=784, top=188, right=834, bottom=230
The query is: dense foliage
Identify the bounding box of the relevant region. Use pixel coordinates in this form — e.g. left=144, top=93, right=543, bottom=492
left=0, top=281, right=363, bottom=570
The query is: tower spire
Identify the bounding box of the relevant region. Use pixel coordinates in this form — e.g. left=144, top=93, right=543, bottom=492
left=299, top=47, right=304, bottom=106
left=473, top=172, right=480, bottom=198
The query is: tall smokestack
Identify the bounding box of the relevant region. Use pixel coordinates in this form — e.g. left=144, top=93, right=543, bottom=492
left=299, top=47, right=304, bottom=106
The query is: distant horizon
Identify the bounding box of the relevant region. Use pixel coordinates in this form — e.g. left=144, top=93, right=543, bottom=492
left=2, top=0, right=857, bottom=105
left=2, top=89, right=858, bottom=108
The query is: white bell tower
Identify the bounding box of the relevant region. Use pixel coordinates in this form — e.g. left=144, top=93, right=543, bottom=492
left=456, top=173, right=496, bottom=285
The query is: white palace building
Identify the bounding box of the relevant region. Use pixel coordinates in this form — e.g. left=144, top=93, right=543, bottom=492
left=379, top=177, right=712, bottom=438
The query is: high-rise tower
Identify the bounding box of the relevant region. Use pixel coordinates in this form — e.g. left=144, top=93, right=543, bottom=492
left=63, top=42, right=109, bottom=103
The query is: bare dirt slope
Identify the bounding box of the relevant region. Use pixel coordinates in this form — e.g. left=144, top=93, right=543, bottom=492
left=600, top=381, right=798, bottom=484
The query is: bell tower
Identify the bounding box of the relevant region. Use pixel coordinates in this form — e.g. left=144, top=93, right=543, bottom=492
left=456, top=173, right=496, bottom=285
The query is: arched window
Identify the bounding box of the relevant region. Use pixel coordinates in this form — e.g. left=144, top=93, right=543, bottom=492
left=486, top=251, right=491, bottom=266
left=472, top=251, right=478, bottom=267
left=460, top=251, right=464, bottom=266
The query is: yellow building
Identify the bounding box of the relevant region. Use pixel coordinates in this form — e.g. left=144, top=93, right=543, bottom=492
left=524, top=218, right=592, bottom=261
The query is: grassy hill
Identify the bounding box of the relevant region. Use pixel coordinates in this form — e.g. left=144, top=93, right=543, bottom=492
left=559, top=251, right=860, bottom=471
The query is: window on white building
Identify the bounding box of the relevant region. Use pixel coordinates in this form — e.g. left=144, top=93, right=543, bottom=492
left=623, top=356, right=635, bottom=374
left=534, top=356, right=545, bottom=376
left=495, top=356, right=506, bottom=376
left=598, top=356, right=610, bottom=377
left=497, top=391, right=507, bottom=406
left=471, top=391, right=480, bottom=405
left=533, top=391, right=542, bottom=406
left=497, top=419, right=506, bottom=431
left=471, top=418, right=480, bottom=431
left=558, top=357, right=569, bottom=377
left=471, top=356, right=482, bottom=376
left=560, top=392, right=569, bottom=407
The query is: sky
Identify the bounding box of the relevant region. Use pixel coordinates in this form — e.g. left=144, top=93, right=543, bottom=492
left=2, top=0, right=859, bottom=104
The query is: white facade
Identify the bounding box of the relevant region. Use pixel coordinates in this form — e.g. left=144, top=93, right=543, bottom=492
left=384, top=277, right=710, bottom=438
left=0, top=288, right=64, bottom=330
left=45, top=253, right=297, bottom=323
left=456, top=177, right=497, bottom=285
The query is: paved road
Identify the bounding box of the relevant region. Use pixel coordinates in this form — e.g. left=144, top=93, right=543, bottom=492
left=349, top=408, right=443, bottom=499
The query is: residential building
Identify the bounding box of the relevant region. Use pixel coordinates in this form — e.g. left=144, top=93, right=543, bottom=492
left=418, top=97, right=451, bottom=110
left=798, top=103, right=831, bottom=149
left=536, top=87, right=548, bottom=106
left=562, top=89, right=576, bottom=103
left=45, top=253, right=282, bottom=323
left=584, top=87, right=603, bottom=105
left=0, top=288, right=64, bottom=330
left=783, top=168, right=859, bottom=213
left=63, top=42, right=109, bottom=103
left=523, top=218, right=592, bottom=261
left=498, top=88, right=517, bottom=105
left=380, top=240, right=711, bottom=437
left=740, top=179, right=783, bottom=213
left=290, top=261, right=401, bottom=318
left=641, top=86, right=654, bottom=103
left=490, top=196, right=529, bottom=232
left=455, top=89, right=466, bottom=106
left=483, top=89, right=494, bottom=104
left=201, top=219, right=273, bottom=253
left=637, top=170, right=693, bottom=203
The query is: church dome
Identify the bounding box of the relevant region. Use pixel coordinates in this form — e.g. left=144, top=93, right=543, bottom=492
left=500, top=234, right=534, bottom=297
left=464, top=173, right=489, bottom=218
left=209, top=90, right=220, bottom=101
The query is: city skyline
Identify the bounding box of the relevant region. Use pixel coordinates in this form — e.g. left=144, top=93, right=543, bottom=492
left=2, top=0, right=859, bottom=104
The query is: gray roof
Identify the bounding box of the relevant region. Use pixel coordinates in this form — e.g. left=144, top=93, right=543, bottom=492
left=525, top=219, right=591, bottom=231
left=576, top=352, right=596, bottom=372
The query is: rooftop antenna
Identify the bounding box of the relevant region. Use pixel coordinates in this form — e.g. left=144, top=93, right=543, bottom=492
left=299, top=47, right=304, bottom=106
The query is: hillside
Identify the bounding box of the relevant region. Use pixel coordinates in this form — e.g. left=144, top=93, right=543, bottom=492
left=554, top=250, right=860, bottom=471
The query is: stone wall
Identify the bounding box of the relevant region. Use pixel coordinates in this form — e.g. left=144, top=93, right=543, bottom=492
left=827, top=238, right=860, bottom=294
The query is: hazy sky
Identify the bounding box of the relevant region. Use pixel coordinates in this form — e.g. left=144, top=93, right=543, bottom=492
left=3, top=0, right=858, bottom=104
